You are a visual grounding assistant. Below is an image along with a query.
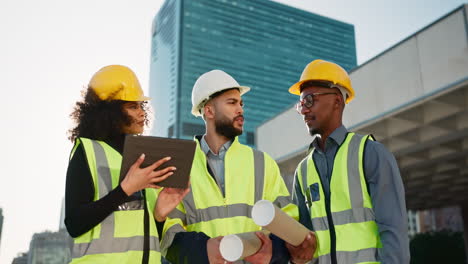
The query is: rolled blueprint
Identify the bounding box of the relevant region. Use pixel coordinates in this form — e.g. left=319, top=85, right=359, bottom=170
left=252, top=200, right=310, bottom=246
left=219, top=231, right=263, bottom=262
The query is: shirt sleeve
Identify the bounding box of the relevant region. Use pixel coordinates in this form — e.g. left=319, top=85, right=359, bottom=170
left=64, top=143, right=129, bottom=238
left=364, top=141, right=410, bottom=264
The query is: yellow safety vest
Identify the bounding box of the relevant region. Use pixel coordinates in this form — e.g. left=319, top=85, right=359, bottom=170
left=69, top=138, right=161, bottom=264
left=296, top=133, right=381, bottom=264
left=161, top=137, right=297, bottom=256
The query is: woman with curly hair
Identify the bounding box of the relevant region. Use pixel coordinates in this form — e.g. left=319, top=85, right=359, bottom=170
left=65, top=65, right=188, bottom=264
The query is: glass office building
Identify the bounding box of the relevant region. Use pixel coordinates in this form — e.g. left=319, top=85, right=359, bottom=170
left=149, top=0, right=356, bottom=145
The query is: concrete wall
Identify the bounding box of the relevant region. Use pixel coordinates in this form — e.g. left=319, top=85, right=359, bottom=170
left=257, top=5, right=468, bottom=159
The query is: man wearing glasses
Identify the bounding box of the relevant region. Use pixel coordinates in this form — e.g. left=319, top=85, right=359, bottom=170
left=285, top=60, right=410, bottom=264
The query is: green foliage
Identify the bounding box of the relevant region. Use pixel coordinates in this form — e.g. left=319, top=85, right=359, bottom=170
left=410, top=230, right=466, bottom=264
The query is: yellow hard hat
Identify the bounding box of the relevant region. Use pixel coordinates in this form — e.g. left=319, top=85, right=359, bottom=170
left=89, top=65, right=151, bottom=101
left=288, top=59, right=355, bottom=103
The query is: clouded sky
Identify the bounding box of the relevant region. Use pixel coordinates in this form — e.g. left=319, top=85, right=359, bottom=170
left=1, top=0, right=466, bottom=262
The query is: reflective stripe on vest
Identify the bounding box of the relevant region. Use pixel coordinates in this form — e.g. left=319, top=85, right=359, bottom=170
left=298, top=133, right=381, bottom=264
left=71, top=138, right=160, bottom=262
left=161, top=137, right=293, bottom=253
left=316, top=247, right=379, bottom=264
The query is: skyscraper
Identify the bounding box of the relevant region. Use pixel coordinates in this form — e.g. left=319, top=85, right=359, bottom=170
left=149, top=0, right=357, bottom=145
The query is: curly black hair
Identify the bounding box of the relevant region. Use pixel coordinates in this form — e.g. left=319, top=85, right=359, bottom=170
left=68, top=88, right=150, bottom=142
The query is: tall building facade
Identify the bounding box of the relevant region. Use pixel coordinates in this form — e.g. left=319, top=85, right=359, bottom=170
left=149, top=0, right=357, bottom=144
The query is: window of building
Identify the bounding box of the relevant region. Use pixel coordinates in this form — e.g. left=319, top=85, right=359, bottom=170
left=168, top=125, right=174, bottom=138
left=246, top=132, right=255, bottom=146
left=183, top=122, right=205, bottom=137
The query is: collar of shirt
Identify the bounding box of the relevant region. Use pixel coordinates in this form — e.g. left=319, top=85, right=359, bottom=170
left=310, top=125, right=348, bottom=152
left=200, top=135, right=233, bottom=157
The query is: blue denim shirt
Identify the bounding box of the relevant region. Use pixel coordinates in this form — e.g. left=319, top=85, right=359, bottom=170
left=293, top=125, right=410, bottom=264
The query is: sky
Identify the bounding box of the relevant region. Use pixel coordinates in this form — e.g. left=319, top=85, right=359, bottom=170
left=0, top=0, right=466, bottom=262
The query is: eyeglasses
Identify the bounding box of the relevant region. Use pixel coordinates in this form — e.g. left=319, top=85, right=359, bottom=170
left=295, top=92, right=337, bottom=112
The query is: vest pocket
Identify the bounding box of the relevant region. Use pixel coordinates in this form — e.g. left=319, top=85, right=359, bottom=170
left=308, top=182, right=320, bottom=202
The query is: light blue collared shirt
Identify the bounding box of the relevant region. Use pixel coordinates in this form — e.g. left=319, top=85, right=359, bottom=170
left=200, top=135, right=233, bottom=196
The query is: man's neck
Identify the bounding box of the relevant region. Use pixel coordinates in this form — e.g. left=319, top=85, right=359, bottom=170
left=317, top=123, right=342, bottom=151
left=204, top=131, right=231, bottom=155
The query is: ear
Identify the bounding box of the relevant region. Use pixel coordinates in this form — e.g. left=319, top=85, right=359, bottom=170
left=203, top=103, right=215, bottom=119
left=335, top=93, right=344, bottom=108
left=335, top=94, right=343, bottom=106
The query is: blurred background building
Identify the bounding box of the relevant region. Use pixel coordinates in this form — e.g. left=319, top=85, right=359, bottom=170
left=408, top=206, right=464, bottom=236
left=11, top=253, right=28, bottom=264
left=26, top=231, right=72, bottom=264
left=149, top=0, right=357, bottom=145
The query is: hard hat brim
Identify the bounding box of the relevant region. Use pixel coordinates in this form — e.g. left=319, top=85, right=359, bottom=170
left=289, top=79, right=354, bottom=104
left=137, top=95, right=151, bottom=101
left=192, top=85, right=250, bottom=117
left=288, top=79, right=344, bottom=95
left=238, top=85, right=250, bottom=96
left=288, top=80, right=306, bottom=95
left=122, top=95, right=151, bottom=102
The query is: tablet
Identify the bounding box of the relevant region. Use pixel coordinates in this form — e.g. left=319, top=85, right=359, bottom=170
left=120, top=135, right=196, bottom=188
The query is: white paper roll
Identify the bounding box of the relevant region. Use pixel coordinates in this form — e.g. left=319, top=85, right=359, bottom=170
left=252, top=200, right=310, bottom=246
left=219, top=231, right=264, bottom=261
left=220, top=234, right=244, bottom=262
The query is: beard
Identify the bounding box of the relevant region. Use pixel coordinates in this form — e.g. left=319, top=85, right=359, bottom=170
left=215, top=113, right=243, bottom=139
left=305, top=115, right=322, bottom=136
left=309, top=127, right=322, bottom=136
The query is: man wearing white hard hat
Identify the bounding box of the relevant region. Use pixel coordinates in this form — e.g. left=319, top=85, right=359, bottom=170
left=161, top=70, right=298, bottom=263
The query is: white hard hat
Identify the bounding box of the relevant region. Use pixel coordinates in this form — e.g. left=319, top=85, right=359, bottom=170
left=191, top=70, right=250, bottom=117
